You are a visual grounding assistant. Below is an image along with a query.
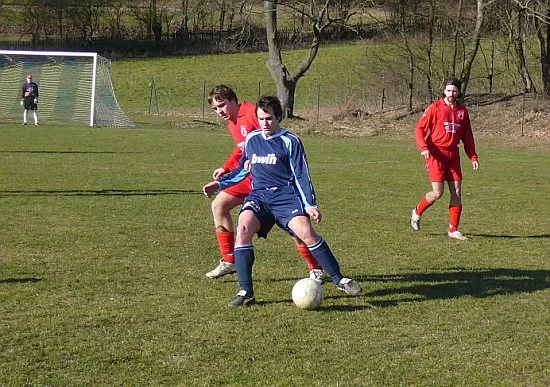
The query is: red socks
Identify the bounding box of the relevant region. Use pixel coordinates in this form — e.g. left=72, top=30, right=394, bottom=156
left=216, top=231, right=235, bottom=264
left=448, top=205, right=462, bottom=233
left=416, top=195, right=433, bottom=216
left=216, top=232, right=322, bottom=270
left=296, top=243, right=322, bottom=271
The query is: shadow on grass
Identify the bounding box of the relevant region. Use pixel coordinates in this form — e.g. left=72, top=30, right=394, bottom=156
left=0, top=189, right=202, bottom=197
left=427, top=232, right=550, bottom=239
left=0, top=277, right=42, bottom=284
left=0, top=150, right=144, bottom=154
left=357, top=267, right=550, bottom=308
left=468, top=233, right=550, bottom=239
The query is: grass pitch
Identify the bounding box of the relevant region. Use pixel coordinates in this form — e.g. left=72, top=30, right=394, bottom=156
left=1, top=121, right=549, bottom=385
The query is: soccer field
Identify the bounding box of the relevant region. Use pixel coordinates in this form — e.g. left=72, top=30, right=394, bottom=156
left=1, top=122, right=549, bottom=385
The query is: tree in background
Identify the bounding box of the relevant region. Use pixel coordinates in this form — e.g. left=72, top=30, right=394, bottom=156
left=130, top=0, right=170, bottom=46
left=264, top=0, right=365, bottom=117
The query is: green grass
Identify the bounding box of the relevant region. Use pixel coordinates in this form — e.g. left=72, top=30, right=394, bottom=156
left=1, top=121, right=549, bottom=385
left=111, top=40, right=539, bottom=119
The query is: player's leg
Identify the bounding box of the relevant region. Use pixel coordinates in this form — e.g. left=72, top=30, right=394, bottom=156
left=447, top=180, right=467, bottom=240
left=446, top=156, right=467, bottom=240
left=287, top=216, right=362, bottom=295
left=32, top=103, right=38, bottom=125
left=411, top=155, right=446, bottom=231
left=291, top=236, right=323, bottom=280
left=23, top=107, right=28, bottom=125
left=411, top=181, right=444, bottom=231
left=228, top=207, right=262, bottom=307
left=205, top=190, right=243, bottom=279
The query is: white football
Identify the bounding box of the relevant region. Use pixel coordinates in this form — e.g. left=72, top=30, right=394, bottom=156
left=291, top=278, right=323, bottom=310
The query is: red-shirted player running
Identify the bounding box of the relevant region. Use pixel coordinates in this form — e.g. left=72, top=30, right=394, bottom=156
left=410, top=77, right=480, bottom=240
left=205, top=85, right=323, bottom=279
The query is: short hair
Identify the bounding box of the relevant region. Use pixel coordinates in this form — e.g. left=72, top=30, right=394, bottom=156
left=26, top=74, right=32, bottom=80
left=208, top=84, right=238, bottom=106
left=443, top=77, right=462, bottom=97
left=445, top=77, right=461, bottom=90
left=257, top=95, right=283, bottom=122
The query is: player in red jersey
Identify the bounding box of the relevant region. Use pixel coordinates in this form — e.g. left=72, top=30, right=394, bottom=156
left=410, top=77, right=480, bottom=240
left=205, top=85, right=323, bottom=279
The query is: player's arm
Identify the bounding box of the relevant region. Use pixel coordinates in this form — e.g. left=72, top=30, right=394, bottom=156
left=415, top=105, right=434, bottom=158
left=221, top=144, right=243, bottom=174
left=203, top=154, right=249, bottom=197
left=289, top=137, right=317, bottom=209
left=460, top=111, right=479, bottom=170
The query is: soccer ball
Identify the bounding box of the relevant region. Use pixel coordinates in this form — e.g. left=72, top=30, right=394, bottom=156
left=291, top=278, right=323, bottom=310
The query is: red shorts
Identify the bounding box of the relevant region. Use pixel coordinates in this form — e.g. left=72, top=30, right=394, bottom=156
left=222, top=175, right=252, bottom=200
left=424, top=148, right=462, bottom=182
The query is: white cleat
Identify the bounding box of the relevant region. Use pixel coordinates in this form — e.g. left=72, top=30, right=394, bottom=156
left=205, top=260, right=236, bottom=278
left=309, top=269, right=325, bottom=283
left=448, top=230, right=468, bottom=240
left=410, top=208, right=421, bottom=231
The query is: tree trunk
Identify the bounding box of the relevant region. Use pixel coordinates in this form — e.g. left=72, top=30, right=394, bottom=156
left=535, top=3, right=550, bottom=96
left=451, top=0, right=464, bottom=76
left=264, top=0, right=294, bottom=116
left=460, top=0, right=485, bottom=95
left=513, top=4, right=537, bottom=92
left=263, top=0, right=323, bottom=117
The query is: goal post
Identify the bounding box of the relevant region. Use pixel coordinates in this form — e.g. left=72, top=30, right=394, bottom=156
left=0, top=50, right=135, bottom=127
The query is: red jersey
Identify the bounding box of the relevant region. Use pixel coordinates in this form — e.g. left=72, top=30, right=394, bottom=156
left=415, top=99, right=478, bottom=162
left=222, top=101, right=259, bottom=172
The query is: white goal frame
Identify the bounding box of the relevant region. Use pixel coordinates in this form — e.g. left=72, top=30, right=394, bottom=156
left=0, top=50, right=133, bottom=127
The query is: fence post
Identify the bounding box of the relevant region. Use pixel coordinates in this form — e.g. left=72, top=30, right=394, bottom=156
left=258, top=81, right=261, bottom=101
left=316, top=85, right=321, bottom=122
left=202, top=79, right=206, bottom=118
left=521, top=92, right=526, bottom=137
left=148, top=78, right=159, bottom=115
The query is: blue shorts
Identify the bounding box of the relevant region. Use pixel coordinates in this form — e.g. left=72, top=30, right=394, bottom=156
left=239, top=185, right=308, bottom=238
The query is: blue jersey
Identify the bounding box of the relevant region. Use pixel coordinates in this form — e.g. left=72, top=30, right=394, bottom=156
left=219, top=128, right=317, bottom=208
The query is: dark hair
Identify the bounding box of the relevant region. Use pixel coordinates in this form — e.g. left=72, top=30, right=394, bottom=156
left=257, top=95, right=283, bottom=122
left=208, top=84, right=238, bottom=105
left=443, top=77, right=462, bottom=97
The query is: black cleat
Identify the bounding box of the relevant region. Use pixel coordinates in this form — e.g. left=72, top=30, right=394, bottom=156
left=228, top=290, right=256, bottom=307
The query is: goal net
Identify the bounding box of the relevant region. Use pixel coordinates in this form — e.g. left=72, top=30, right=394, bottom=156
left=0, top=50, right=135, bottom=127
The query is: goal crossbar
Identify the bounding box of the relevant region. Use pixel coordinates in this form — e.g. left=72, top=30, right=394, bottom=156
left=0, top=50, right=134, bottom=128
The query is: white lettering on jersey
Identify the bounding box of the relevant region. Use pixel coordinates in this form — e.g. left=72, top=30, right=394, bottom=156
left=242, top=200, right=260, bottom=212
left=443, top=121, right=460, bottom=133
left=237, top=141, right=245, bottom=151
left=251, top=153, right=277, bottom=165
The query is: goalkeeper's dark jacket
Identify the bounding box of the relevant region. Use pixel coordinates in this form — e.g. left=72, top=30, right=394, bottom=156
left=21, top=81, right=39, bottom=99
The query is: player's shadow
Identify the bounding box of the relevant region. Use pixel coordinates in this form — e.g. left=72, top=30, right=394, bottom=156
left=0, top=277, right=42, bottom=284
left=0, top=189, right=202, bottom=197
left=0, top=150, right=143, bottom=154
left=426, top=232, right=550, bottom=239
left=356, top=267, right=550, bottom=308
left=467, top=233, right=550, bottom=239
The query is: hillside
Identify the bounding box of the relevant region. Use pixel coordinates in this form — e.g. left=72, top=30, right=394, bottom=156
left=283, top=93, right=550, bottom=148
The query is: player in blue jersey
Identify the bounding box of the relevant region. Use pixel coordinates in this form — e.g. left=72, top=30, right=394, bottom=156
left=203, top=95, right=362, bottom=307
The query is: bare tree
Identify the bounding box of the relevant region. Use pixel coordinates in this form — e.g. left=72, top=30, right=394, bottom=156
left=130, top=0, right=169, bottom=45
left=64, top=0, right=107, bottom=41
left=264, top=0, right=364, bottom=117
left=102, top=0, right=132, bottom=39
left=497, top=0, right=537, bottom=92
left=18, top=0, right=56, bottom=43
left=458, top=0, right=496, bottom=95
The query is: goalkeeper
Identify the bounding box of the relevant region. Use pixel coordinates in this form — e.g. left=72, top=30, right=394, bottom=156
left=20, top=74, right=39, bottom=125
